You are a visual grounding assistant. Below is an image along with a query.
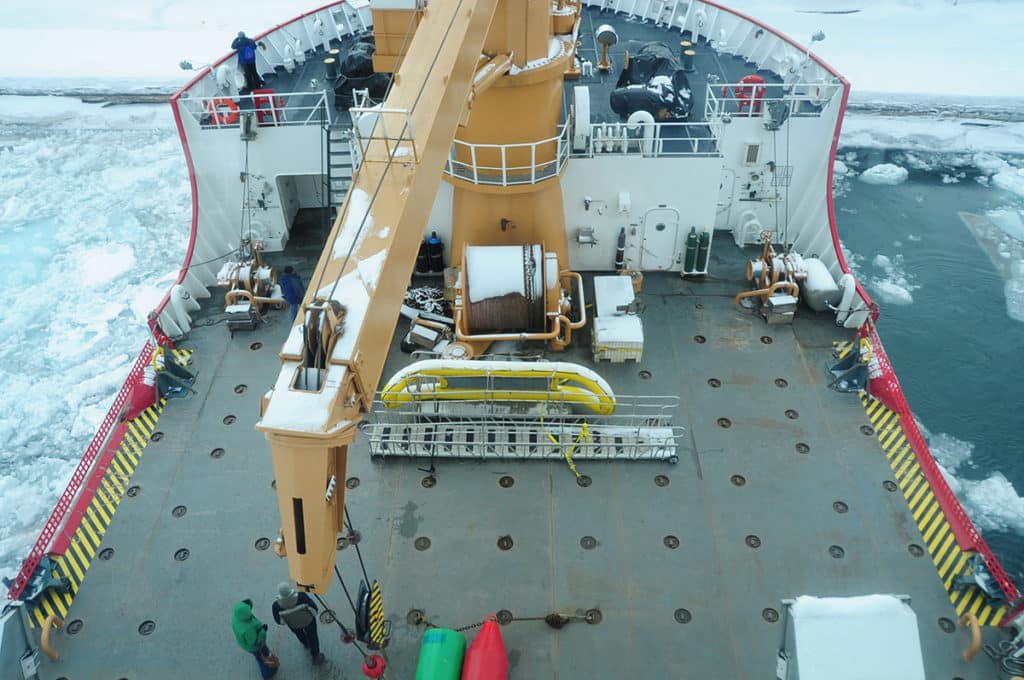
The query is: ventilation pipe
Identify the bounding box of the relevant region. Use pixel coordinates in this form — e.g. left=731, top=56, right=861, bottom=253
left=626, top=110, right=655, bottom=156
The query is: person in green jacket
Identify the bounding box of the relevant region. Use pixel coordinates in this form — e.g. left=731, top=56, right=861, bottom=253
left=232, top=598, right=279, bottom=678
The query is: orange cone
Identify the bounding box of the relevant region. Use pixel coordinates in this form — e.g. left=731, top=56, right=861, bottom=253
left=461, top=614, right=508, bottom=680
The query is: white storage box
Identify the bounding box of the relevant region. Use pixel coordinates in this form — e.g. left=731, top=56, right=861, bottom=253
left=592, top=275, right=643, bottom=363
left=593, top=315, right=644, bottom=362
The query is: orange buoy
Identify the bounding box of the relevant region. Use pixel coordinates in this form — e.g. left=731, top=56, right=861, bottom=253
left=460, top=614, right=508, bottom=680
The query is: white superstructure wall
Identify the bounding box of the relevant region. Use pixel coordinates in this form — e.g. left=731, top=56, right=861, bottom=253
left=173, top=108, right=326, bottom=291
left=561, top=156, right=723, bottom=271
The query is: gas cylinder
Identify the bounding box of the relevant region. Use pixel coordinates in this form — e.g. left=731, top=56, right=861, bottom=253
left=615, top=227, right=626, bottom=270
left=683, top=226, right=699, bottom=272
left=695, top=229, right=710, bottom=271
left=416, top=240, right=430, bottom=273
left=427, top=231, right=445, bottom=273
left=461, top=615, right=508, bottom=680
left=414, top=627, right=466, bottom=680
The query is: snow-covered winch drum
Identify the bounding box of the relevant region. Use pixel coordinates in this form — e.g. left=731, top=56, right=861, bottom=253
left=464, top=244, right=547, bottom=332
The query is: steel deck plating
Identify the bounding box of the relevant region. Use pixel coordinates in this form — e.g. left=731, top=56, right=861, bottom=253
left=34, top=233, right=994, bottom=679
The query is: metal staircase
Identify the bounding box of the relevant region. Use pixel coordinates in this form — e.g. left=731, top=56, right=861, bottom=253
left=326, top=125, right=354, bottom=218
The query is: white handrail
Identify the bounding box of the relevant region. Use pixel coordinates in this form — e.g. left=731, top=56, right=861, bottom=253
left=582, top=121, right=720, bottom=158
left=185, top=90, right=331, bottom=129
left=708, top=81, right=838, bottom=119
left=444, top=125, right=570, bottom=187
left=443, top=117, right=726, bottom=185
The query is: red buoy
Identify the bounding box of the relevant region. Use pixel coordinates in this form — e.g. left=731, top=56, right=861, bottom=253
left=362, top=654, right=387, bottom=679
left=460, top=614, right=508, bottom=680
left=122, top=367, right=158, bottom=421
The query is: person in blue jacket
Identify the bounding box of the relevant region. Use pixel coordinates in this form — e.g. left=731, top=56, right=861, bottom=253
left=279, top=266, right=306, bottom=321
left=231, top=31, right=263, bottom=92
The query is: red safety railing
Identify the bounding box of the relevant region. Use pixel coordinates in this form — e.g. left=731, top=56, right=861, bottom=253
left=6, top=343, right=155, bottom=601
left=858, top=320, right=1021, bottom=620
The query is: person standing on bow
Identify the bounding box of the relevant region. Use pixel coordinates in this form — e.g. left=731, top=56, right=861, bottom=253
left=279, top=266, right=306, bottom=321
left=231, top=31, right=263, bottom=92
left=272, top=582, right=325, bottom=665
left=232, top=598, right=280, bottom=678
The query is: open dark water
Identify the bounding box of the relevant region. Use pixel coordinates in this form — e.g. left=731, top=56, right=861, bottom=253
left=835, top=146, right=1024, bottom=585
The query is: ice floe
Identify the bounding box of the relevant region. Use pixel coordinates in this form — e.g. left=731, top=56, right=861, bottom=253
left=859, top=163, right=909, bottom=186
left=923, top=424, right=1024, bottom=535
left=0, top=112, right=189, bottom=582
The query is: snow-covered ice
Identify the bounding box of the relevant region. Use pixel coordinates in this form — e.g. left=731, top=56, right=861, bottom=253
left=987, top=208, right=1024, bottom=242
left=0, top=98, right=189, bottom=582
left=925, top=424, right=1024, bottom=535
left=840, top=116, right=1024, bottom=156
left=859, top=163, right=909, bottom=186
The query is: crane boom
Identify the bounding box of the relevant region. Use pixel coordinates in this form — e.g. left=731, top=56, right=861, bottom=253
left=256, top=0, right=500, bottom=592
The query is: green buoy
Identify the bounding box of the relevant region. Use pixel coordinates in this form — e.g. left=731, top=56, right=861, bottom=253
left=414, top=627, right=466, bottom=680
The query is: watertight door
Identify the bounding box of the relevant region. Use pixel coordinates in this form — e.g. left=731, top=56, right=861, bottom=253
left=641, top=207, right=680, bottom=270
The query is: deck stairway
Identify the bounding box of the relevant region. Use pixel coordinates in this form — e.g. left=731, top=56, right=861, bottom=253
left=326, top=124, right=354, bottom=217
left=366, top=396, right=684, bottom=462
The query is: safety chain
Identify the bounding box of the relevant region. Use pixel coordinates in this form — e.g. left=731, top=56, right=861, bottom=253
left=422, top=613, right=576, bottom=632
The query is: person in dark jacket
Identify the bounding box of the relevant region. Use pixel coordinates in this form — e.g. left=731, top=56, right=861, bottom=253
left=231, top=31, right=263, bottom=92
left=279, top=266, right=306, bottom=321
left=272, top=582, right=324, bottom=665
left=232, top=598, right=279, bottom=678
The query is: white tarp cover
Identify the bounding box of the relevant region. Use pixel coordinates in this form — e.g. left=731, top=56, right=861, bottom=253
left=593, top=275, right=634, bottom=317
left=789, top=595, right=926, bottom=680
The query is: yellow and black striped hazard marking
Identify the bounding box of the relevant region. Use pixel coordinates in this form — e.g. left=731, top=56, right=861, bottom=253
left=169, top=347, right=192, bottom=365
left=860, top=394, right=1007, bottom=626
left=27, top=347, right=192, bottom=627
left=832, top=340, right=855, bottom=359
left=369, top=580, right=386, bottom=646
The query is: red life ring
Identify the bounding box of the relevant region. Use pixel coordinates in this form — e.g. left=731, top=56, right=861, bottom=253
left=205, top=97, right=240, bottom=125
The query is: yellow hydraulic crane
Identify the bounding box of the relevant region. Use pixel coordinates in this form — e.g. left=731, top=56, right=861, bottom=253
left=256, top=0, right=499, bottom=593
left=256, top=0, right=583, bottom=593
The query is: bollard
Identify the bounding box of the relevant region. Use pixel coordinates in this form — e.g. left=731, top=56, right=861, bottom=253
left=324, top=57, right=340, bottom=81
left=683, top=49, right=696, bottom=72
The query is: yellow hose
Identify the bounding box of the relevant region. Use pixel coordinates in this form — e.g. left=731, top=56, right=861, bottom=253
left=41, top=613, right=63, bottom=661
left=960, top=612, right=981, bottom=662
